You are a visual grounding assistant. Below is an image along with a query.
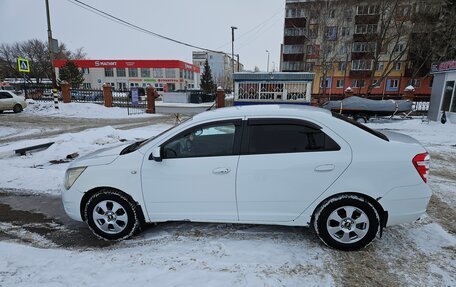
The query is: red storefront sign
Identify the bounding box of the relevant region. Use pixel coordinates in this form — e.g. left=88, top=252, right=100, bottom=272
left=54, top=59, right=200, bottom=73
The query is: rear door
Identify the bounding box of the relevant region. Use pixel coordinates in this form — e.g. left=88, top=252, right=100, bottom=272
left=236, top=118, right=352, bottom=222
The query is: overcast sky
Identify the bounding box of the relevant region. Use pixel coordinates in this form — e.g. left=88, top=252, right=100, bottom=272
left=0, top=0, right=285, bottom=71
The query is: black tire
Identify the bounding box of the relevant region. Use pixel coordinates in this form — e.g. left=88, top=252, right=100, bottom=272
left=313, top=195, right=379, bottom=251
left=354, top=115, right=368, bottom=123
left=85, top=189, right=141, bottom=240
left=13, top=104, right=23, bottom=113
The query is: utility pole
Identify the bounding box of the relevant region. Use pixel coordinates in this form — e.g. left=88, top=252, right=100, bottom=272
left=266, top=50, right=270, bottom=72
left=231, top=26, right=237, bottom=93
left=45, top=0, right=57, bottom=89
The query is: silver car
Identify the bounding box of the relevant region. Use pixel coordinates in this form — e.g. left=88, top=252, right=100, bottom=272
left=0, top=90, right=27, bottom=113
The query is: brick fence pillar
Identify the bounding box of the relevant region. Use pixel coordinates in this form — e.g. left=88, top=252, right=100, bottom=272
left=61, top=81, right=71, bottom=103
left=146, top=86, right=157, bottom=114
left=216, top=87, right=225, bottom=108
left=103, top=83, right=113, bottom=108
left=404, top=86, right=415, bottom=101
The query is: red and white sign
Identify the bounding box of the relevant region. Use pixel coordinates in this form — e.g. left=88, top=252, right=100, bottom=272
left=54, top=59, right=200, bottom=73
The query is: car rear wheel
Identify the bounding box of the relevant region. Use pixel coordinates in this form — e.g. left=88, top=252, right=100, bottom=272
left=13, top=104, right=23, bottom=113
left=313, top=195, right=379, bottom=251
left=85, top=189, right=140, bottom=240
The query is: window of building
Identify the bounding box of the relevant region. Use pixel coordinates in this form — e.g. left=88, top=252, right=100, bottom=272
left=341, top=27, right=350, bottom=37
left=153, top=68, right=163, bottom=78
left=374, top=80, right=382, bottom=88
left=308, top=24, right=319, bottom=39
left=306, top=45, right=319, bottom=57
left=356, top=5, right=379, bottom=15
left=394, top=62, right=402, bottom=71
left=352, top=79, right=366, bottom=88
left=141, top=68, right=150, bottom=78
left=283, top=45, right=305, bottom=54
left=329, top=9, right=336, bottom=18
left=376, top=62, right=384, bottom=71
left=104, top=68, right=114, bottom=77
left=163, top=122, right=237, bottom=159
left=286, top=7, right=305, bottom=18
left=304, top=62, right=314, bottom=72
left=320, top=77, right=331, bottom=88
left=128, top=68, right=138, bottom=77
left=393, top=43, right=405, bottom=53
left=388, top=79, right=399, bottom=88
left=397, top=5, right=411, bottom=17
left=336, top=79, right=344, bottom=88
left=82, top=83, right=91, bottom=89
left=352, top=60, right=372, bottom=70
left=283, top=61, right=304, bottom=71
left=409, top=79, right=421, bottom=88
left=247, top=122, right=340, bottom=155
left=284, top=27, right=307, bottom=37
left=117, top=68, right=126, bottom=77
left=165, top=68, right=177, bottom=78
left=82, top=68, right=90, bottom=75
left=344, top=8, right=352, bottom=18
left=355, top=24, right=378, bottom=34
left=338, top=62, right=347, bottom=71
left=352, top=42, right=376, bottom=53
left=325, top=26, right=337, bottom=41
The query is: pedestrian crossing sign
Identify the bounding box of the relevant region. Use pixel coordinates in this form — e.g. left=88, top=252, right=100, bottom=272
left=18, top=58, right=30, bottom=73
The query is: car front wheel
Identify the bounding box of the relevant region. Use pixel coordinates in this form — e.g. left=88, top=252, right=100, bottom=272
left=313, top=195, right=380, bottom=251
left=13, top=104, right=23, bottom=113
left=85, top=189, right=140, bottom=240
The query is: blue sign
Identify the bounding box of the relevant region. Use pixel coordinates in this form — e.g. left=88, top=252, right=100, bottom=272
left=131, top=87, right=139, bottom=106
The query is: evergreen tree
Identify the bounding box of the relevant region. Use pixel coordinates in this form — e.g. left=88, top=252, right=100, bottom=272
left=58, top=60, right=84, bottom=88
left=200, top=59, right=214, bottom=94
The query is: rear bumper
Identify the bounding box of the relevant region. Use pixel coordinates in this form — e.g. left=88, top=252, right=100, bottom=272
left=379, top=183, right=432, bottom=226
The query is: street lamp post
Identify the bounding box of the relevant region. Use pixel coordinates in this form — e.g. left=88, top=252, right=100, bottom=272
left=266, top=50, right=270, bottom=72
left=231, top=26, right=237, bottom=93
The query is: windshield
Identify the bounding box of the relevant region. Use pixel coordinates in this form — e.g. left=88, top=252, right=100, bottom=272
left=137, top=117, right=192, bottom=149
left=331, top=112, right=389, bottom=142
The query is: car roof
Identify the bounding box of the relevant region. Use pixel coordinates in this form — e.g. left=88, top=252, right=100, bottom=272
left=193, top=104, right=332, bottom=121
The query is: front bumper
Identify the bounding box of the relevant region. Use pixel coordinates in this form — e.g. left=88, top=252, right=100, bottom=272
left=379, top=183, right=432, bottom=226
left=61, top=187, right=84, bottom=222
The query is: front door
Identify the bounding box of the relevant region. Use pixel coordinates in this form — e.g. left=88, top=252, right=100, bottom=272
left=141, top=120, right=242, bottom=222
left=236, top=118, right=351, bottom=222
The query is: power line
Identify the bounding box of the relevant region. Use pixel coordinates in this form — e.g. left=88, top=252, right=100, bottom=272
left=66, top=0, right=228, bottom=55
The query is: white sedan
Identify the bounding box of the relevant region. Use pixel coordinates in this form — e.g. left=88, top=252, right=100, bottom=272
left=0, top=90, right=27, bottom=113
left=62, top=105, right=431, bottom=250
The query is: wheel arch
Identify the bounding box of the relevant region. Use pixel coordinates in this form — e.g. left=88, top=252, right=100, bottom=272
left=80, top=186, right=146, bottom=225
left=311, top=192, right=388, bottom=229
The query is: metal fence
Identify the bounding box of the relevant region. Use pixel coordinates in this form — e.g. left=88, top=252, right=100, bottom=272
left=70, top=89, right=104, bottom=104
left=112, top=88, right=147, bottom=115
left=25, top=84, right=55, bottom=101
left=237, top=82, right=309, bottom=102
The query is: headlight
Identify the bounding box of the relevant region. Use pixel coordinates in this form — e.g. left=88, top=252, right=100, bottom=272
left=64, top=167, right=87, bottom=190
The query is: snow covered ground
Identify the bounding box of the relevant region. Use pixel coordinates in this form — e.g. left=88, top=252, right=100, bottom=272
left=0, top=116, right=455, bottom=286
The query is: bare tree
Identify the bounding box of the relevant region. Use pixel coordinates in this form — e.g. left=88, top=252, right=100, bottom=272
left=0, top=39, right=86, bottom=83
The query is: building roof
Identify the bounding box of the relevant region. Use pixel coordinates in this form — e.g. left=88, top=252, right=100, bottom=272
left=53, top=60, right=200, bottom=73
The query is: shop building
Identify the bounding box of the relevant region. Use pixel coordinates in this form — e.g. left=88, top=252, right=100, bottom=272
left=428, top=60, right=456, bottom=123
left=54, top=60, right=200, bottom=92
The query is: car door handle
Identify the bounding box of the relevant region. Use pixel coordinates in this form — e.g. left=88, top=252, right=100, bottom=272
left=315, top=164, right=335, bottom=172
left=212, top=167, right=231, bottom=175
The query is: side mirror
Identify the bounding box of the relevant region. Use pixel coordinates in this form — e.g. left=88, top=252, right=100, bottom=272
left=150, top=146, right=162, bottom=162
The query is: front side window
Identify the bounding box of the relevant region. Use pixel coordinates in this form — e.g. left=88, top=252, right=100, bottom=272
left=247, top=122, right=340, bottom=155
left=163, top=122, right=237, bottom=159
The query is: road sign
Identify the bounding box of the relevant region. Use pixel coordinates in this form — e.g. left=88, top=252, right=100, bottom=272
left=17, top=58, right=30, bottom=73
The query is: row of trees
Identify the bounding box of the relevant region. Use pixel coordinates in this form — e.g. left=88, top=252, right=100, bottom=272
left=0, top=39, right=86, bottom=84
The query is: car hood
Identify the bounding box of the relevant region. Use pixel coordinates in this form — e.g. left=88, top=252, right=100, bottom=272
left=68, top=143, right=131, bottom=168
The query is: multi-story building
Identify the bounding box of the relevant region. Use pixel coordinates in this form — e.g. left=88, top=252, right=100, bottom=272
left=192, top=51, right=244, bottom=90
left=281, top=0, right=444, bottom=98
left=54, top=59, right=200, bottom=92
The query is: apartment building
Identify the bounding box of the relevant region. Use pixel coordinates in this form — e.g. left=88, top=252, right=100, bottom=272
left=281, top=0, right=445, bottom=98
left=192, top=51, right=244, bottom=90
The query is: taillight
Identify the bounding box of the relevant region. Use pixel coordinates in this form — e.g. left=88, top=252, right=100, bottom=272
left=413, top=153, right=430, bottom=183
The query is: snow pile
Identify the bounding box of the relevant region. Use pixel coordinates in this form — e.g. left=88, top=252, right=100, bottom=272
left=24, top=100, right=160, bottom=119
left=0, top=124, right=171, bottom=194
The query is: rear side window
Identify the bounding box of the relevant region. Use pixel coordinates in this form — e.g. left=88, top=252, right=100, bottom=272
left=332, top=112, right=389, bottom=141
left=247, top=123, right=340, bottom=155
left=0, top=92, right=13, bottom=99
